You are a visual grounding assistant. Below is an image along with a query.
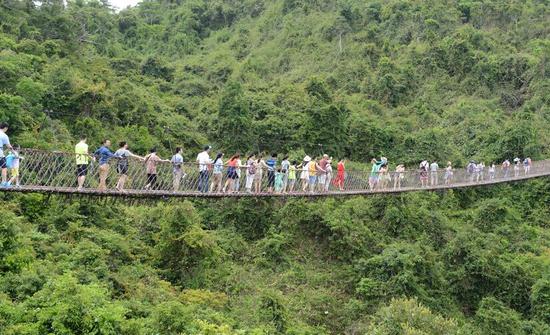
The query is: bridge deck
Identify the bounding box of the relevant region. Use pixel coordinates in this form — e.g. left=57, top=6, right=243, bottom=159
left=2, top=166, right=548, bottom=199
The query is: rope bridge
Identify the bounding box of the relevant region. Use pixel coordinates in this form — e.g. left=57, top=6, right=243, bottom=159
left=1, top=149, right=549, bottom=199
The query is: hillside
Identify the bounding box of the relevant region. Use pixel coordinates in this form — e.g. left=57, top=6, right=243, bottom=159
left=1, top=0, right=550, bottom=334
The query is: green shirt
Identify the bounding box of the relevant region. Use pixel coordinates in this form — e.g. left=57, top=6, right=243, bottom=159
left=75, top=142, right=89, bottom=165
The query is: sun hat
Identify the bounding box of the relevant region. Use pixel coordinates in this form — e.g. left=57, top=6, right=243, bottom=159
left=304, top=155, right=311, bottom=162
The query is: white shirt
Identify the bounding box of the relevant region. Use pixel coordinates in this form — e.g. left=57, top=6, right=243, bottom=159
left=430, top=162, right=439, bottom=172
left=196, top=151, right=211, bottom=171
left=0, top=130, right=10, bottom=157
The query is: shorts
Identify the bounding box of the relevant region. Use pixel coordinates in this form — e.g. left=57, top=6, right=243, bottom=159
left=369, top=176, right=379, bottom=184
left=267, top=171, right=275, bottom=187
left=10, top=168, right=19, bottom=178
left=117, top=164, right=129, bottom=175
left=0, top=157, right=6, bottom=169
left=309, top=176, right=317, bottom=185
left=147, top=174, right=157, bottom=186
left=227, top=168, right=238, bottom=179
left=76, top=164, right=88, bottom=177
left=318, top=175, right=326, bottom=184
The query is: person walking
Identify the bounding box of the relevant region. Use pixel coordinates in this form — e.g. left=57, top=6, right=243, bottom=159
left=75, top=135, right=91, bottom=190
left=419, top=160, right=429, bottom=187
left=430, top=161, right=439, bottom=186
left=488, top=163, right=496, bottom=180
left=6, top=144, right=23, bottom=187
left=513, top=157, right=521, bottom=177
left=196, top=145, right=212, bottom=193
left=300, top=156, right=311, bottom=192
left=333, top=159, right=346, bottom=191
left=143, top=148, right=170, bottom=190
left=266, top=153, right=278, bottom=193
left=288, top=160, right=297, bottom=193
left=502, top=159, right=511, bottom=178
left=394, top=164, right=405, bottom=189
left=324, top=158, right=333, bottom=192
left=281, top=156, right=290, bottom=193
left=210, top=152, right=224, bottom=193
left=170, top=147, right=185, bottom=192
left=114, top=141, right=144, bottom=192
left=223, top=154, right=240, bottom=193
left=0, top=122, right=14, bottom=187
left=369, top=158, right=383, bottom=190
left=245, top=154, right=256, bottom=193
left=254, top=156, right=269, bottom=193
left=444, top=162, right=453, bottom=185
left=95, top=139, right=114, bottom=191
left=317, top=154, right=329, bottom=192
left=234, top=154, right=244, bottom=192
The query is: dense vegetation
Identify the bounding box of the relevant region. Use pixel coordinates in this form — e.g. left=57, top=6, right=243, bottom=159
left=1, top=0, right=549, bottom=334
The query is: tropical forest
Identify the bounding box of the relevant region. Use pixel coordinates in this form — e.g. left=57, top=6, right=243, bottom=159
left=0, top=0, right=549, bottom=333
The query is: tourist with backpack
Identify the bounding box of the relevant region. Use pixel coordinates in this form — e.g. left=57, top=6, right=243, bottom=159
left=523, top=157, right=532, bottom=175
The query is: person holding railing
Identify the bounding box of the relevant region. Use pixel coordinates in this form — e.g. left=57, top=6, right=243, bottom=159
left=197, top=145, right=212, bottom=193
left=266, top=153, right=278, bottom=193
left=143, top=148, right=170, bottom=190
left=94, top=139, right=114, bottom=191
left=223, top=154, right=240, bottom=193
left=333, top=158, right=346, bottom=191
left=513, top=157, right=521, bottom=177
left=245, top=154, right=256, bottom=193
left=502, top=159, right=511, bottom=178
left=488, top=163, right=496, bottom=180
left=6, top=144, right=23, bottom=187
left=430, top=161, right=439, bottom=186
left=210, top=152, right=224, bottom=193
left=288, top=160, right=298, bottom=193
left=317, top=154, right=330, bottom=192
left=523, top=157, right=531, bottom=175
left=281, top=156, right=290, bottom=193
left=171, top=147, right=185, bottom=192
left=114, top=141, right=144, bottom=192
left=253, top=156, right=269, bottom=193
left=369, top=158, right=382, bottom=190
left=419, top=160, right=429, bottom=187
left=0, top=122, right=14, bottom=187
left=300, top=156, right=311, bottom=192
left=444, top=161, right=453, bottom=185
left=75, top=135, right=91, bottom=190
left=394, top=164, right=405, bottom=189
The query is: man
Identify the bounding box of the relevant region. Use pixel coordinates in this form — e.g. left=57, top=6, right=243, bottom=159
left=430, top=161, right=439, bottom=186
left=196, top=145, right=211, bottom=193
left=0, top=122, right=14, bottom=187
left=94, top=139, right=114, bottom=191
left=317, top=154, right=329, bottom=191
left=266, top=153, right=277, bottom=193
left=75, top=136, right=90, bottom=190
left=171, top=147, right=184, bottom=192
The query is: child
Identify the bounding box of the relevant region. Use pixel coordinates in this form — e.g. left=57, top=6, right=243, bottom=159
left=6, top=144, right=23, bottom=187
left=287, top=161, right=297, bottom=193
left=274, top=168, right=284, bottom=193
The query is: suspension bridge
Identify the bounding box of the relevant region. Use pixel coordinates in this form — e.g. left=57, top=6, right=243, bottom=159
left=0, top=149, right=548, bottom=199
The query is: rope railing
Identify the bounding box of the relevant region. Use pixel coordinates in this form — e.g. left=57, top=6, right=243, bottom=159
left=1, top=148, right=548, bottom=198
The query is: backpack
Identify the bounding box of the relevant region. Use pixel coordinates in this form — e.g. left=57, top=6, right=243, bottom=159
left=308, top=162, right=316, bottom=174
left=248, top=162, right=257, bottom=174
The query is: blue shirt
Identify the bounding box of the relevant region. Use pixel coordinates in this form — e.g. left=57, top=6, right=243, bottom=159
left=266, top=158, right=277, bottom=171
left=95, top=146, right=114, bottom=165
left=0, top=131, right=10, bottom=157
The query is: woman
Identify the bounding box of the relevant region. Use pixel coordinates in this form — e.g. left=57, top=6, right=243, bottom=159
left=210, top=152, right=224, bottom=193
left=245, top=154, right=256, bottom=193
left=170, top=147, right=185, bottom=192
left=281, top=156, right=290, bottom=193
left=300, top=156, right=311, bottom=192
left=234, top=154, right=244, bottom=192
left=419, top=163, right=429, bottom=187
left=379, top=164, right=390, bottom=189
left=369, top=158, right=381, bottom=190
left=308, top=157, right=324, bottom=193
left=144, top=148, right=169, bottom=190
left=254, top=156, right=269, bottom=193
left=114, top=141, right=144, bottom=192
left=444, top=161, right=453, bottom=185
left=393, top=164, right=405, bottom=189
left=488, top=163, right=496, bottom=180
left=333, top=159, right=345, bottom=191
left=223, top=154, right=240, bottom=193
left=324, top=158, right=333, bottom=192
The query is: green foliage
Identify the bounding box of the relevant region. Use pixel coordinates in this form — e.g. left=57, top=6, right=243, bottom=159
left=475, top=297, right=523, bottom=335
left=367, top=298, right=461, bottom=335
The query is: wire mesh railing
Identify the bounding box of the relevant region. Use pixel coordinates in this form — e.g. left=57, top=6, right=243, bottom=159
left=1, top=149, right=548, bottom=198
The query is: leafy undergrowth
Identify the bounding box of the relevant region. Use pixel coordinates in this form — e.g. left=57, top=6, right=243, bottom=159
left=1, top=179, right=549, bottom=334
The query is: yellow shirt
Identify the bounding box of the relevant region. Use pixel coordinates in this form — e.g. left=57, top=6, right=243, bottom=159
left=75, top=142, right=89, bottom=165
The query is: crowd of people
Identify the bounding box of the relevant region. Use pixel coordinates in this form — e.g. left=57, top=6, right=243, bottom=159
left=0, top=122, right=537, bottom=193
